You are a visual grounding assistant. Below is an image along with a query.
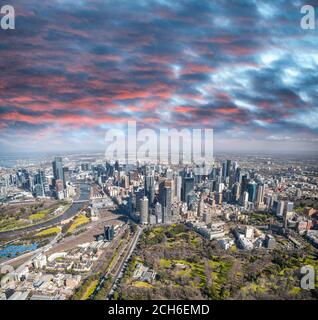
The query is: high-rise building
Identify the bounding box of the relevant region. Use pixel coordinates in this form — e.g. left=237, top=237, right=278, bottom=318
left=174, top=175, right=182, bottom=201
left=256, top=184, right=265, bottom=206
left=240, top=191, right=249, bottom=207
left=276, top=200, right=285, bottom=217
left=34, top=170, right=47, bottom=197
left=63, top=167, right=70, bottom=188
left=145, top=175, right=155, bottom=205
left=162, top=186, right=172, bottom=223
left=135, top=188, right=144, bottom=213
left=247, top=182, right=257, bottom=202
left=140, top=196, right=149, bottom=224
left=104, top=225, right=115, bottom=241
left=181, top=177, right=194, bottom=202
left=241, top=174, right=249, bottom=194
left=34, top=183, right=45, bottom=198
left=285, top=201, right=294, bottom=213
left=226, top=160, right=232, bottom=178
left=155, top=202, right=162, bottom=224
left=232, top=182, right=241, bottom=203
left=166, top=168, right=173, bottom=180
left=55, top=179, right=64, bottom=200
left=52, top=157, right=64, bottom=187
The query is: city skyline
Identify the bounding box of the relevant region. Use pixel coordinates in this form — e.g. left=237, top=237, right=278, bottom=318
left=0, top=1, right=317, bottom=154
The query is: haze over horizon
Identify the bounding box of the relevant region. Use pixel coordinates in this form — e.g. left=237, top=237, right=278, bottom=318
left=0, top=0, right=318, bottom=154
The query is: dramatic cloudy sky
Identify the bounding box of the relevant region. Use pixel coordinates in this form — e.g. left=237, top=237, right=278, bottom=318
left=0, top=0, right=317, bottom=154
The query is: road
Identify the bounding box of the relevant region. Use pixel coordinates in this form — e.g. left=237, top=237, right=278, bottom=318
left=106, top=225, right=143, bottom=299
left=89, top=225, right=142, bottom=300
left=0, top=183, right=90, bottom=240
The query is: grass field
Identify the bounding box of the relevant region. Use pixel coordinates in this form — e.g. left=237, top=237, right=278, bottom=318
left=28, top=212, right=48, bottom=221
left=133, top=281, right=154, bottom=288
left=36, top=227, right=61, bottom=237
left=80, top=280, right=99, bottom=300
left=0, top=219, right=27, bottom=232
left=67, top=214, right=90, bottom=234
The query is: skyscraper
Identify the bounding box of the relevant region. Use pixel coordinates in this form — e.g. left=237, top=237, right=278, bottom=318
left=140, top=196, right=149, bottom=224
left=104, top=225, right=115, bottom=241
left=62, top=167, right=70, bottom=188
left=247, top=182, right=257, bottom=203
left=174, top=175, right=182, bottom=201
left=256, top=184, right=265, bottom=206
left=145, top=174, right=155, bottom=205
left=52, top=157, right=64, bottom=187
left=135, top=188, right=144, bottom=213
left=155, top=202, right=162, bottom=224
left=181, top=177, right=194, bottom=202
left=162, top=186, right=172, bottom=223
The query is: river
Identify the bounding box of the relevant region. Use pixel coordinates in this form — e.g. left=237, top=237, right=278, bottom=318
left=0, top=183, right=90, bottom=240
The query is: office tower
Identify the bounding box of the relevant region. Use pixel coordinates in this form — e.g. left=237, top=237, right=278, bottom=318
left=55, top=179, right=64, bottom=200
left=247, top=182, right=257, bottom=202
left=216, top=182, right=225, bottom=193
left=166, top=168, right=173, bottom=180
left=222, top=161, right=227, bottom=180
left=226, top=160, right=232, bottom=178
left=155, top=202, right=162, bottom=224
left=235, top=167, right=242, bottom=184
left=135, top=188, right=144, bottom=213
left=140, top=196, right=149, bottom=224
left=232, top=182, right=241, bottom=203
left=232, top=161, right=238, bottom=172
left=181, top=177, right=194, bottom=202
left=104, top=225, right=115, bottom=241
left=63, top=167, right=70, bottom=188
left=34, top=183, right=45, bottom=198
left=240, top=191, right=249, bottom=207
left=197, top=197, right=204, bottom=217
left=215, top=192, right=223, bottom=205
left=52, top=157, right=64, bottom=187
left=34, top=170, right=47, bottom=197
left=272, top=200, right=278, bottom=214
left=276, top=200, right=285, bottom=217
left=224, top=190, right=232, bottom=203
left=285, top=201, right=294, bottom=213
left=228, top=172, right=236, bottom=189
left=81, top=163, right=90, bottom=172
left=105, top=161, right=113, bottom=178
left=145, top=175, right=155, bottom=205
left=127, top=192, right=133, bottom=217
left=162, top=186, right=172, bottom=223
left=164, top=179, right=174, bottom=203
left=174, top=175, right=182, bottom=201
left=256, top=184, right=265, bottom=206
left=241, top=174, right=249, bottom=194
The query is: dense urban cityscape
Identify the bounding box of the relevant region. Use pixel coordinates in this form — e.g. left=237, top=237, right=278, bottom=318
left=1, top=0, right=318, bottom=309
left=0, top=153, right=317, bottom=300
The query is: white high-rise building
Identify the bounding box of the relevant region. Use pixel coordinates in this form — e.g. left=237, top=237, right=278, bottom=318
left=140, top=196, right=149, bottom=224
